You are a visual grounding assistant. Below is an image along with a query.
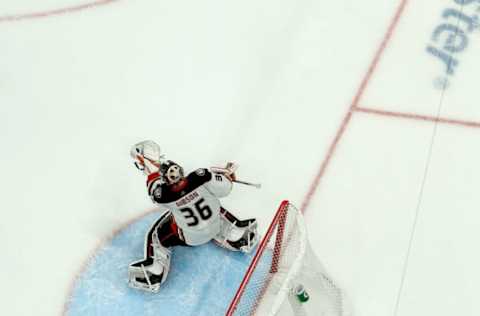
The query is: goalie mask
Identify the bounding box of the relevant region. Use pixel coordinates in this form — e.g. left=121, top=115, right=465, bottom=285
left=160, top=161, right=184, bottom=184
left=131, top=140, right=163, bottom=175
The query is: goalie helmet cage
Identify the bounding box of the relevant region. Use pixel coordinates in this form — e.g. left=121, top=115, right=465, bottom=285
left=226, top=200, right=350, bottom=316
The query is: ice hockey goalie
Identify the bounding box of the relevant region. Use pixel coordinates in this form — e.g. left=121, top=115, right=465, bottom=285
left=128, top=140, right=259, bottom=293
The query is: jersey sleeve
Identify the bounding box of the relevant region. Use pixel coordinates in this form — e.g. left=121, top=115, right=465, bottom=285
left=146, top=172, right=164, bottom=203
left=204, top=171, right=233, bottom=198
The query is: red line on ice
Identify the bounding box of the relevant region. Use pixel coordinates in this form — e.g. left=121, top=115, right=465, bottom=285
left=300, top=0, right=409, bottom=213
left=0, top=0, right=119, bottom=23
left=356, top=106, right=480, bottom=129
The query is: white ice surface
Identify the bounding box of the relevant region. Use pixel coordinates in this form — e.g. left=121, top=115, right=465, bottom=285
left=1, top=0, right=479, bottom=315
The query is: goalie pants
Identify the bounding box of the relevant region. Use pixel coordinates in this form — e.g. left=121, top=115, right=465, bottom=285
left=144, top=212, right=187, bottom=259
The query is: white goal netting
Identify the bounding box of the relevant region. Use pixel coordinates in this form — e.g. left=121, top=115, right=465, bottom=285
left=226, top=200, right=351, bottom=316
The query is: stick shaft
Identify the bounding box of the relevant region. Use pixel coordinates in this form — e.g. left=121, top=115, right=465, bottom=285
left=233, top=179, right=261, bottom=189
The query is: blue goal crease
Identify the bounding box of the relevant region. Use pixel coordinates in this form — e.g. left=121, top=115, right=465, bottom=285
left=66, top=211, right=272, bottom=316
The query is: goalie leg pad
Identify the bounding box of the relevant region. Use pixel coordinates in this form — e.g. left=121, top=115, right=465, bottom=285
left=128, top=211, right=184, bottom=293
left=213, top=208, right=259, bottom=253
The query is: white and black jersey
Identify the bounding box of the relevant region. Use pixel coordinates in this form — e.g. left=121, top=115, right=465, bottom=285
left=146, top=168, right=232, bottom=246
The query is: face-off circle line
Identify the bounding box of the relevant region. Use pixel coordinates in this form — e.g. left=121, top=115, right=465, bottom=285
left=0, top=0, right=120, bottom=23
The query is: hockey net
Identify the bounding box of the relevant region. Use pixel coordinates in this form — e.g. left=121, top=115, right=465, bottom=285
left=226, top=200, right=350, bottom=316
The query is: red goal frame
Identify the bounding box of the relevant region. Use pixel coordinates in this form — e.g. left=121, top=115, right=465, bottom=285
left=225, top=200, right=290, bottom=316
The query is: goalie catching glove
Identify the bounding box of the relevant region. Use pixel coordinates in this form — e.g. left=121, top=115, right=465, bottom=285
left=130, top=140, right=165, bottom=176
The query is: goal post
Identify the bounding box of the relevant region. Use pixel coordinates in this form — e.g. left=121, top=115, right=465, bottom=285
left=226, top=200, right=350, bottom=316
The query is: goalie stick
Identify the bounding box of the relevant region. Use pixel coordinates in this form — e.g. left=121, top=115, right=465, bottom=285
left=232, top=179, right=262, bottom=189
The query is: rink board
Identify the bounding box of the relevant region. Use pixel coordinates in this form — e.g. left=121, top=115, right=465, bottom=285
left=65, top=211, right=270, bottom=316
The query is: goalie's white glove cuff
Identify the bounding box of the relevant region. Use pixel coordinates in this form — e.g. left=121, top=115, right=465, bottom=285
left=210, top=162, right=238, bottom=181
